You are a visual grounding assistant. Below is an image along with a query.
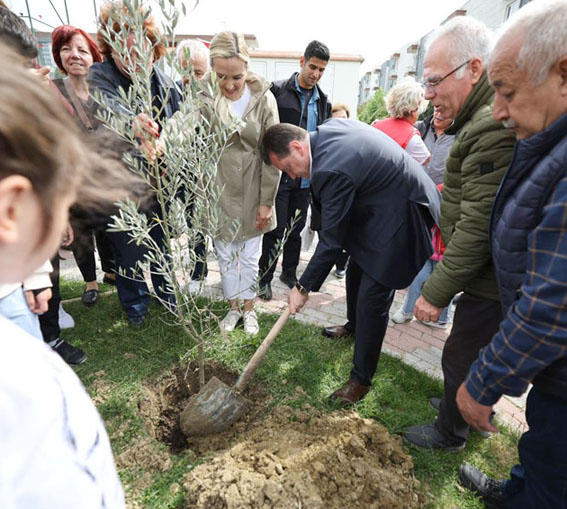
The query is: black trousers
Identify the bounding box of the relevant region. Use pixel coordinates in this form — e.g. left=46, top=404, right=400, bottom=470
left=346, top=260, right=395, bottom=386
left=39, top=255, right=60, bottom=343
left=259, top=177, right=310, bottom=284
left=71, top=218, right=115, bottom=283
left=335, top=250, right=349, bottom=271
left=435, top=292, right=503, bottom=444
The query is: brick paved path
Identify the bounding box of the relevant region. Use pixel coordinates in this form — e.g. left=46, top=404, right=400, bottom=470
left=60, top=246, right=527, bottom=432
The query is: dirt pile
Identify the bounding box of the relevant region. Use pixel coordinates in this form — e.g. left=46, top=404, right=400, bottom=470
left=183, top=406, right=425, bottom=509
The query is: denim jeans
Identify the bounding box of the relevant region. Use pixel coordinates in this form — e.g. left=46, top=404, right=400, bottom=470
left=0, top=288, right=42, bottom=340
left=107, top=213, right=175, bottom=319
left=402, top=259, right=451, bottom=323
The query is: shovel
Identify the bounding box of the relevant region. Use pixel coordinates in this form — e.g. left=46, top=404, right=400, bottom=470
left=180, top=308, right=291, bottom=437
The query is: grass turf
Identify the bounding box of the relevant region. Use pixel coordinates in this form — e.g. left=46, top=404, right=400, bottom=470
left=60, top=279, right=519, bottom=508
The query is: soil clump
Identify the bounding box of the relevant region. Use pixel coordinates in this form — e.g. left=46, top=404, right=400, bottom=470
left=137, top=363, right=426, bottom=508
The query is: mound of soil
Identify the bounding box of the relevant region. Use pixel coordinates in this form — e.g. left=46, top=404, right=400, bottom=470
left=136, top=364, right=426, bottom=508
left=183, top=406, right=425, bottom=509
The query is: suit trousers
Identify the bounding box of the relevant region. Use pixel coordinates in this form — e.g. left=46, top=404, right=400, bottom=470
left=259, top=177, right=310, bottom=283
left=435, top=292, right=502, bottom=444
left=346, top=259, right=395, bottom=386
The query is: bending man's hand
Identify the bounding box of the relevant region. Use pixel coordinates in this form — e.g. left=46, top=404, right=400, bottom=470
left=287, top=287, right=308, bottom=315
left=256, top=205, right=272, bottom=230
left=456, top=382, right=498, bottom=433
left=414, top=296, right=442, bottom=323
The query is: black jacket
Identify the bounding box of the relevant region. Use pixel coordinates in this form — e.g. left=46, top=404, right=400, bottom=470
left=299, top=119, right=441, bottom=292
left=270, top=73, right=332, bottom=128
left=88, top=59, right=181, bottom=122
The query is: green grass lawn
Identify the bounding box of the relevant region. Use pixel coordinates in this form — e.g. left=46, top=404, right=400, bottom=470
left=60, top=279, right=519, bottom=508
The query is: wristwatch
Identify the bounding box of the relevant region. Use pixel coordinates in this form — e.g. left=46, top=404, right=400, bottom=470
left=295, top=281, right=309, bottom=295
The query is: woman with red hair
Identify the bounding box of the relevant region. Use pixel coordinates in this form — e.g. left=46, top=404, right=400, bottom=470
left=51, top=25, right=116, bottom=307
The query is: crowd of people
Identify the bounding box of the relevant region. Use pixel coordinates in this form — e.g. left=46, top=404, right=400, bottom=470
left=1, top=0, right=566, bottom=506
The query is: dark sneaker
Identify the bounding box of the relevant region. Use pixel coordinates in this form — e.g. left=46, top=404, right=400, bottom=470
left=429, top=397, right=493, bottom=438
left=279, top=271, right=297, bottom=289
left=128, top=315, right=146, bottom=326
left=403, top=423, right=466, bottom=452
left=459, top=464, right=507, bottom=509
left=258, top=283, right=273, bottom=301
left=334, top=268, right=346, bottom=278
left=51, top=338, right=87, bottom=366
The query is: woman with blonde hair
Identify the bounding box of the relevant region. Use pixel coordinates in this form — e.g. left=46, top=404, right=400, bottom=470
left=372, top=78, right=430, bottom=164
left=199, top=31, right=280, bottom=335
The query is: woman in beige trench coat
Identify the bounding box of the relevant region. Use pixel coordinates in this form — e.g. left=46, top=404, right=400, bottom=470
left=201, top=31, right=280, bottom=336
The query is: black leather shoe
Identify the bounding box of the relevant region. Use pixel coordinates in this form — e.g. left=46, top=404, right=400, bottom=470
left=128, top=315, right=145, bottom=326
left=459, top=464, right=507, bottom=509
left=429, top=397, right=493, bottom=438
left=81, top=289, right=99, bottom=307
left=51, top=338, right=87, bottom=365
left=322, top=324, right=354, bottom=339
left=279, top=271, right=297, bottom=289
left=258, top=283, right=272, bottom=301
left=329, top=378, right=371, bottom=406
left=403, top=423, right=466, bottom=451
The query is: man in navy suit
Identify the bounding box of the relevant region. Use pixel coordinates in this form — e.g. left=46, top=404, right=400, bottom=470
left=261, top=119, right=440, bottom=404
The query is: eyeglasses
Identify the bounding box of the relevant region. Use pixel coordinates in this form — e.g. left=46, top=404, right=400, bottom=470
left=420, top=60, right=470, bottom=91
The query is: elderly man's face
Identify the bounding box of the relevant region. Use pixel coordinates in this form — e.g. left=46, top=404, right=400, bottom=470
left=423, top=37, right=478, bottom=122
left=181, top=53, right=208, bottom=87
left=489, top=31, right=567, bottom=140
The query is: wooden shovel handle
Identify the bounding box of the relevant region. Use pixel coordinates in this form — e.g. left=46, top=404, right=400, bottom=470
left=234, top=308, right=291, bottom=392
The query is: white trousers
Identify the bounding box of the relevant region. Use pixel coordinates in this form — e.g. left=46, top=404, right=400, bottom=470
left=215, top=236, right=261, bottom=301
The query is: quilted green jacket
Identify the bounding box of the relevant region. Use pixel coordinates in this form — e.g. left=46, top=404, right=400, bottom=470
left=421, top=74, right=516, bottom=307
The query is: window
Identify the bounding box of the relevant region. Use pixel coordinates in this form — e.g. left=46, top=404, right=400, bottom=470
left=505, top=0, right=521, bottom=20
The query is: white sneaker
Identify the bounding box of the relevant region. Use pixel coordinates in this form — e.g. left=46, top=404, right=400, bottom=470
left=59, top=303, right=75, bottom=329
left=220, top=310, right=242, bottom=332
left=419, top=319, right=449, bottom=330
left=188, top=280, right=202, bottom=296
left=242, top=310, right=259, bottom=336
left=392, top=309, right=413, bottom=324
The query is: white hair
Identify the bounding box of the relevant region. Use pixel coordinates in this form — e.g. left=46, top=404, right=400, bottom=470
left=385, top=77, right=428, bottom=119
left=176, top=38, right=209, bottom=67
left=427, top=16, right=493, bottom=79
left=494, top=0, right=567, bottom=85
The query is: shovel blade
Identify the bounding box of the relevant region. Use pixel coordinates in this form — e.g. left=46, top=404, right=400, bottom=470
left=180, top=376, right=249, bottom=437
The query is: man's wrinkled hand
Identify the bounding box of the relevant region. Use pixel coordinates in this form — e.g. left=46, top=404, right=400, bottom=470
left=456, top=382, right=498, bottom=433
left=414, top=296, right=443, bottom=323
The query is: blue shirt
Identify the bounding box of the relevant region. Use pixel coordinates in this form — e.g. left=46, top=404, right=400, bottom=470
left=294, top=74, right=320, bottom=189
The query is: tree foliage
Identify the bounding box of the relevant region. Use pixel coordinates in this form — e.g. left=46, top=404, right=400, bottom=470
left=357, top=88, right=388, bottom=124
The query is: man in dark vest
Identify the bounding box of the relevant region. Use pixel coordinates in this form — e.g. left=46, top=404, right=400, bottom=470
left=258, top=40, right=332, bottom=300
left=456, top=2, right=567, bottom=507
left=261, top=120, right=440, bottom=405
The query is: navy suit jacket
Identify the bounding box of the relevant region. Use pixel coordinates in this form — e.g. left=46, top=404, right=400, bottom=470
left=299, top=119, right=441, bottom=291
